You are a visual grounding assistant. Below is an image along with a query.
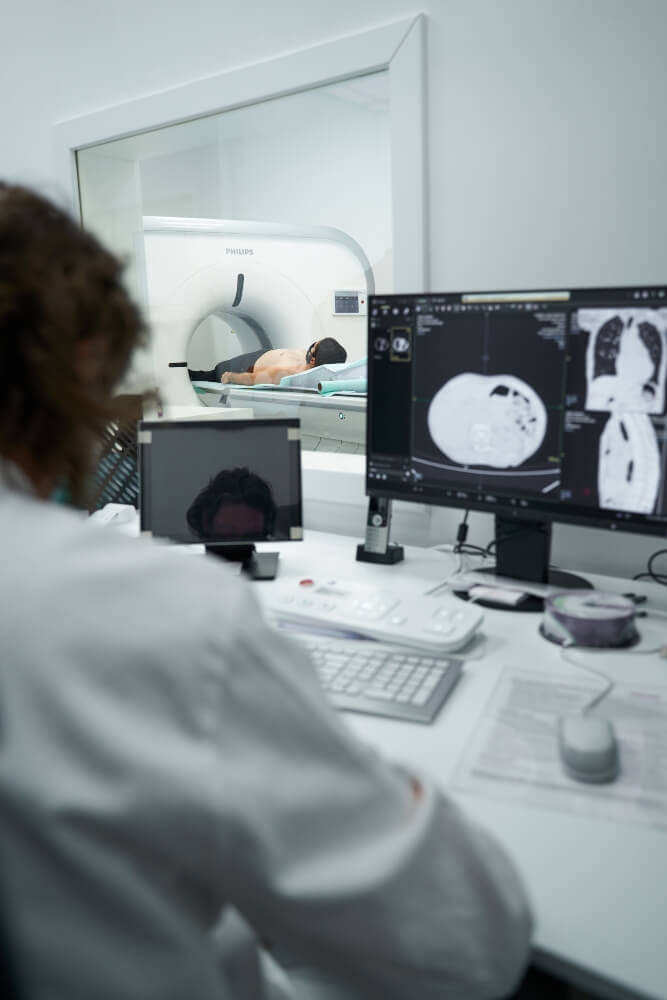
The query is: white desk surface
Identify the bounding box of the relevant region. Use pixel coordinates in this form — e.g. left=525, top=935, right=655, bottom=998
left=255, top=530, right=667, bottom=1000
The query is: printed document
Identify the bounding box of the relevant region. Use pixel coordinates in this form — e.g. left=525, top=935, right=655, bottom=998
left=452, top=668, right=667, bottom=829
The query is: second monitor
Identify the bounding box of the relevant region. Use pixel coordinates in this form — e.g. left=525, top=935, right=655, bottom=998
left=139, top=418, right=303, bottom=578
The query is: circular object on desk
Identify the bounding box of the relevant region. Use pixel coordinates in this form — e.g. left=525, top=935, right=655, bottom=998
left=540, top=590, right=639, bottom=648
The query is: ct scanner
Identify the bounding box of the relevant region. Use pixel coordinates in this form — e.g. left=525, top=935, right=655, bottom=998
left=138, top=217, right=374, bottom=447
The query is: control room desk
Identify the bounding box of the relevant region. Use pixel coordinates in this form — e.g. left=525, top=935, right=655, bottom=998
left=255, top=530, right=667, bottom=1000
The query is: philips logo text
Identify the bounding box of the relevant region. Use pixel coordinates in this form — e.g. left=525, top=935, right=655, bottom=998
left=226, top=248, right=254, bottom=255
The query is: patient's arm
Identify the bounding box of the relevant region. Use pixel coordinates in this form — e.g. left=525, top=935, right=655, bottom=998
left=220, top=371, right=255, bottom=385
left=221, top=366, right=298, bottom=386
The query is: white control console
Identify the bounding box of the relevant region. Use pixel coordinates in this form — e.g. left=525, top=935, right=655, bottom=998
left=267, top=578, right=484, bottom=654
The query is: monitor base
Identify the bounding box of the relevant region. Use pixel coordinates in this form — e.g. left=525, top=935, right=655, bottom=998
left=205, top=544, right=279, bottom=580
left=454, top=515, right=592, bottom=611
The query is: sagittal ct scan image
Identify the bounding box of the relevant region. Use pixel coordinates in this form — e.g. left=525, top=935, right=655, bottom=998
left=598, top=412, right=660, bottom=514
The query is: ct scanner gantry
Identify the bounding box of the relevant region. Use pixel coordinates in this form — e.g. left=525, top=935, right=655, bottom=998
left=138, top=216, right=374, bottom=413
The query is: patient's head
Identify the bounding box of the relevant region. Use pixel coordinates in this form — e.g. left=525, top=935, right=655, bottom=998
left=186, top=467, right=278, bottom=540
left=0, top=183, right=146, bottom=501
left=308, top=337, right=347, bottom=367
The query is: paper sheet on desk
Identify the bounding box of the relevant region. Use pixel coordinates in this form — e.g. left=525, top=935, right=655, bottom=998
left=274, top=620, right=369, bottom=641
left=451, top=668, right=667, bottom=830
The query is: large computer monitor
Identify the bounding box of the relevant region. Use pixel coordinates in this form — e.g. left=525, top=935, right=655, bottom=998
left=366, top=286, right=667, bottom=594
left=139, top=418, right=303, bottom=578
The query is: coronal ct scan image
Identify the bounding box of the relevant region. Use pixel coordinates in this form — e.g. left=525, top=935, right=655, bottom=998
left=576, top=308, right=667, bottom=414
left=427, top=373, right=547, bottom=468
left=563, top=307, right=667, bottom=515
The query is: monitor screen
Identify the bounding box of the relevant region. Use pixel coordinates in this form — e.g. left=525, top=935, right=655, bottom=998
left=366, top=286, right=667, bottom=584
left=139, top=418, right=303, bottom=546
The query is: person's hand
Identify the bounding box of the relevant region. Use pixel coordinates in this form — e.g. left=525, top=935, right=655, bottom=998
left=221, top=371, right=253, bottom=385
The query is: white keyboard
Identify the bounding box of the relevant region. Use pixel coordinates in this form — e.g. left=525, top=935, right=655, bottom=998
left=267, top=578, right=483, bottom=654
left=293, top=633, right=463, bottom=724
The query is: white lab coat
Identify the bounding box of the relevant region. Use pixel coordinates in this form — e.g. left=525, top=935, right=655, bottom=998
left=0, top=469, right=532, bottom=999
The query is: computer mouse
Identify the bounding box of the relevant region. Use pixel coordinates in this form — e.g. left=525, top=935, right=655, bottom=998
left=556, top=713, right=620, bottom=783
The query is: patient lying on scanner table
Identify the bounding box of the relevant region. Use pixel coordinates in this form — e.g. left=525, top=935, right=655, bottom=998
left=188, top=337, right=347, bottom=386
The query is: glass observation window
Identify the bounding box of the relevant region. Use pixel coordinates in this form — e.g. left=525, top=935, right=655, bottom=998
left=76, top=72, right=392, bottom=453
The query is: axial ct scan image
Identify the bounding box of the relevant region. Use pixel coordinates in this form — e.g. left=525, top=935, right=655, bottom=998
left=427, top=373, right=547, bottom=468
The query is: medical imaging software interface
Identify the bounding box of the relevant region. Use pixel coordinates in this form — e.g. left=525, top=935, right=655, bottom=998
left=367, top=288, right=667, bottom=531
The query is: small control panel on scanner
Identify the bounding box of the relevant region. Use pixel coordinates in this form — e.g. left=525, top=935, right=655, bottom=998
left=267, top=578, right=484, bottom=654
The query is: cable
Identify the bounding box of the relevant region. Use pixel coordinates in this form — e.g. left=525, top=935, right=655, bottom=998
left=454, top=510, right=470, bottom=552
left=452, top=510, right=487, bottom=559
left=632, top=573, right=667, bottom=585
left=648, top=548, right=667, bottom=579
left=559, top=631, right=667, bottom=715
left=428, top=512, right=488, bottom=590
left=457, top=543, right=489, bottom=558
left=426, top=546, right=461, bottom=582
left=424, top=575, right=457, bottom=599
left=560, top=644, right=616, bottom=714
left=632, top=547, right=667, bottom=587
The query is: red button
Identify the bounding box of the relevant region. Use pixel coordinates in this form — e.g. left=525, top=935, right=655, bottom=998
left=299, top=578, right=314, bottom=586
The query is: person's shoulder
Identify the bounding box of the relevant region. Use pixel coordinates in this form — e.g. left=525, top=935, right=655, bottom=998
left=88, top=519, right=251, bottom=617
left=2, top=494, right=253, bottom=641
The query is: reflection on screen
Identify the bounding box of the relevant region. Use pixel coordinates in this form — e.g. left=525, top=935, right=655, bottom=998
left=186, top=467, right=278, bottom=541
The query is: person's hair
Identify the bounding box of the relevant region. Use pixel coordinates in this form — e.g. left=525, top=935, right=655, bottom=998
left=186, top=466, right=277, bottom=539
left=0, top=183, right=147, bottom=503
left=312, top=337, right=347, bottom=366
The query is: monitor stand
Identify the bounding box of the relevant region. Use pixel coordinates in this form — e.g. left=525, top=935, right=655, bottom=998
left=205, top=543, right=279, bottom=580
left=455, top=515, right=592, bottom=612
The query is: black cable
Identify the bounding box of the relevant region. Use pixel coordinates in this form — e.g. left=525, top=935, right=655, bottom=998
left=453, top=510, right=470, bottom=554
left=632, top=571, right=667, bottom=585
left=632, top=547, right=667, bottom=587
left=457, top=544, right=488, bottom=557
left=649, top=548, right=667, bottom=579
left=452, top=510, right=487, bottom=558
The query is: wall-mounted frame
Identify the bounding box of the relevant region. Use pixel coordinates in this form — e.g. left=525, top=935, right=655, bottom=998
left=52, top=14, right=428, bottom=293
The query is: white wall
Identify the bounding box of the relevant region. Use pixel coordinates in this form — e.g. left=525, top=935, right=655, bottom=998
left=3, top=0, right=667, bottom=580
left=77, top=153, right=142, bottom=298
left=219, top=77, right=392, bottom=288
